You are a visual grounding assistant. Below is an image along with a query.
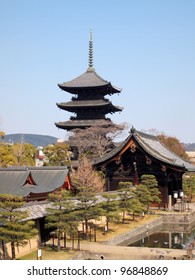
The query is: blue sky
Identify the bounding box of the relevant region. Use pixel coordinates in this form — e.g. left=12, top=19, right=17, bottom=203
left=0, top=0, right=195, bottom=143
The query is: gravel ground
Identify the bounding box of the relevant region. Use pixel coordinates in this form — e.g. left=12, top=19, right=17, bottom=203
left=73, top=242, right=193, bottom=260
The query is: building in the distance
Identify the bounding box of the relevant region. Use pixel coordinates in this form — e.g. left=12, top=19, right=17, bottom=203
left=55, top=29, right=123, bottom=131
left=186, top=151, right=195, bottom=165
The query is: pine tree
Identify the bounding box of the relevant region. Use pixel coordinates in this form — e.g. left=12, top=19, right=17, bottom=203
left=133, top=184, right=152, bottom=213
left=183, top=174, right=195, bottom=201
left=127, top=197, right=144, bottom=220
left=0, top=194, right=37, bottom=260
left=74, top=185, right=101, bottom=239
left=100, top=193, right=120, bottom=231
left=141, top=174, right=161, bottom=210
left=118, top=181, right=133, bottom=223
left=46, top=190, right=78, bottom=251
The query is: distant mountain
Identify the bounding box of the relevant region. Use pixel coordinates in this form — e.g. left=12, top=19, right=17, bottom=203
left=2, top=133, right=195, bottom=151
left=183, top=143, right=195, bottom=151
left=3, top=134, right=58, bottom=147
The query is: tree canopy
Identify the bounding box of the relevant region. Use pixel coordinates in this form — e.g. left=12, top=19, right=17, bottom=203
left=100, top=193, right=120, bottom=230
left=183, top=173, right=195, bottom=201
left=0, top=143, right=16, bottom=167
left=158, top=134, right=188, bottom=160
left=0, top=143, right=36, bottom=167
left=0, top=194, right=37, bottom=259
left=140, top=174, right=161, bottom=210
left=141, top=129, right=189, bottom=160
left=11, top=143, right=36, bottom=166
left=46, top=190, right=78, bottom=251
left=43, top=143, right=71, bottom=166
left=118, top=181, right=133, bottom=223
left=0, top=131, right=5, bottom=139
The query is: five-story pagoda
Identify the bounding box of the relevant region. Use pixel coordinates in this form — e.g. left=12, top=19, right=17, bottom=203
left=55, top=30, right=123, bottom=131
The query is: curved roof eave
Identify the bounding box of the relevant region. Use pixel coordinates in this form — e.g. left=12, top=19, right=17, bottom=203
left=55, top=119, right=113, bottom=130
left=58, top=70, right=121, bottom=93
left=93, top=134, right=131, bottom=166
left=133, top=132, right=185, bottom=169
left=56, top=102, right=123, bottom=113
left=93, top=129, right=195, bottom=171
left=133, top=131, right=195, bottom=171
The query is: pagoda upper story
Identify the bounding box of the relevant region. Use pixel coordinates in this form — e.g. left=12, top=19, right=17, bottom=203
left=55, top=30, right=123, bottom=131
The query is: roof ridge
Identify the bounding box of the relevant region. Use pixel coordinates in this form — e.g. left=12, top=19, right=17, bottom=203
left=157, top=136, right=192, bottom=165
left=134, top=132, right=177, bottom=163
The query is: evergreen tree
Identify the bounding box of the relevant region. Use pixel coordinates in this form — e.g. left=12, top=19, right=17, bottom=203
left=46, top=190, right=78, bottom=251
left=127, top=197, right=144, bottom=220
left=183, top=174, right=195, bottom=201
left=118, top=181, right=133, bottom=223
left=74, top=185, right=101, bottom=239
left=133, top=184, right=152, bottom=213
left=141, top=174, right=161, bottom=209
left=100, top=193, right=120, bottom=231
left=0, top=194, right=37, bottom=260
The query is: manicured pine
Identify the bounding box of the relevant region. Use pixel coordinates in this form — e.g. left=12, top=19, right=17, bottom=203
left=0, top=194, right=37, bottom=260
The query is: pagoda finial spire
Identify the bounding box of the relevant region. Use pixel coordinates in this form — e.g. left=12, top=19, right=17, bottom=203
left=88, top=28, right=93, bottom=71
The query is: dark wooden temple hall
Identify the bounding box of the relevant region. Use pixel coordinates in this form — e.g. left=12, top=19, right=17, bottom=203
left=55, top=29, right=123, bottom=131
left=93, top=127, right=195, bottom=208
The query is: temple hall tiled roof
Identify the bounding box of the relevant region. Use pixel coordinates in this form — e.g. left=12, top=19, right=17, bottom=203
left=0, top=167, right=70, bottom=197
left=93, top=128, right=195, bottom=172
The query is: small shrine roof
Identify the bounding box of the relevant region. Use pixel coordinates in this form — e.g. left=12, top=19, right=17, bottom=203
left=0, top=167, right=70, bottom=197
left=93, top=128, right=195, bottom=172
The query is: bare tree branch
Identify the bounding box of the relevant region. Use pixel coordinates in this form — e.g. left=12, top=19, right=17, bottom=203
left=68, top=123, right=125, bottom=158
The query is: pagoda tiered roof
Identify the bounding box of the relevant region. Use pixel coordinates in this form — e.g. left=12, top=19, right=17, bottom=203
left=58, top=68, right=121, bottom=94
left=56, top=99, right=122, bottom=113
left=55, top=118, right=112, bottom=131
left=55, top=29, right=123, bottom=131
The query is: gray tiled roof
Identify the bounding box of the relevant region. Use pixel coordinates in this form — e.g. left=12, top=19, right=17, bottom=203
left=0, top=167, right=69, bottom=197
left=58, top=69, right=121, bottom=94
left=93, top=129, right=195, bottom=172
left=55, top=119, right=112, bottom=130
left=56, top=100, right=122, bottom=112
left=18, top=201, right=52, bottom=220
left=135, top=131, right=195, bottom=171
